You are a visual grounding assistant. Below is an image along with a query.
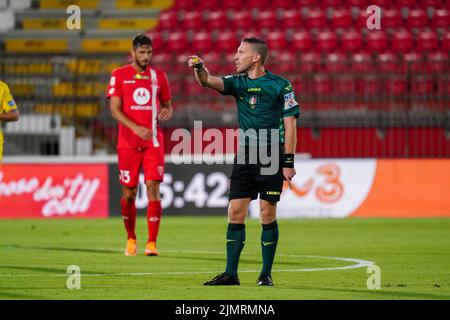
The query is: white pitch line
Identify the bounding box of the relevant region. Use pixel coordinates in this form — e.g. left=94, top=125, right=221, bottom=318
left=0, top=249, right=374, bottom=278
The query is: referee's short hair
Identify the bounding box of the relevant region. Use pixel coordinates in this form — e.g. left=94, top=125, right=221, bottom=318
left=242, top=37, right=268, bottom=65
left=132, top=34, right=152, bottom=48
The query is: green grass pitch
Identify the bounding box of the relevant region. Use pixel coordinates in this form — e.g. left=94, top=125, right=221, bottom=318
left=0, top=217, right=449, bottom=300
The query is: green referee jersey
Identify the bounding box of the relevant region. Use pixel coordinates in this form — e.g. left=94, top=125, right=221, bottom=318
left=220, top=71, right=300, bottom=146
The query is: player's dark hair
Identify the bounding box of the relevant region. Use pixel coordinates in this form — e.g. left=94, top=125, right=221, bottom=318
left=132, top=34, right=152, bottom=48
left=242, top=37, right=268, bottom=65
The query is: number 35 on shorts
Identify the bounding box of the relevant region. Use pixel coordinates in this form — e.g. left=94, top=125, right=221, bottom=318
left=119, top=170, right=131, bottom=184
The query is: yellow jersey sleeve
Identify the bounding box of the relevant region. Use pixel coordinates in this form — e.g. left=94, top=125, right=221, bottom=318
left=0, top=82, right=18, bottom=113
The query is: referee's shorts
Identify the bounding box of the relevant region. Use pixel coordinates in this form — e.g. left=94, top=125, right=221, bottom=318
left=229, top=144, right=285, bottom=203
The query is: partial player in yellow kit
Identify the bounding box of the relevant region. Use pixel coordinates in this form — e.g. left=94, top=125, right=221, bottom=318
left=0, top=81, right=20, bottom=166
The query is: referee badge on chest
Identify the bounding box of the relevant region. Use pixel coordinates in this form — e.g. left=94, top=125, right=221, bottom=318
left=249, top=95, right=258, bottom=109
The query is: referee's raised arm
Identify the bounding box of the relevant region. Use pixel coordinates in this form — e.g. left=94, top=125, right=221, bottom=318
left=187, top=55, right=225, bottom=92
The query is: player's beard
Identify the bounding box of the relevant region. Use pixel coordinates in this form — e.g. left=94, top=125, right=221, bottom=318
left=136, top=60, right=148, bottom=70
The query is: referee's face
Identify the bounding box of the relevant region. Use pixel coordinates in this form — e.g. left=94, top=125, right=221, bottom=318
left=132, top=44, right=153, bottom=70
left=234, top=42, right=258, bottom=73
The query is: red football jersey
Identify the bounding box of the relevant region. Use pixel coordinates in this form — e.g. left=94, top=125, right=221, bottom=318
left=106, top=64, right=171, bottom=149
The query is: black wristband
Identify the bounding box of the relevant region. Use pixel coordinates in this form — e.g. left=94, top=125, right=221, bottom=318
left=194, top=62, right=204, bottom=70
left=283, top=154, right=295, bottom=168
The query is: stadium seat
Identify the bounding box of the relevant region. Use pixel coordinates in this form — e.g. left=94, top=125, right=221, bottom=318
left=322, top=52, right=348, bottom=73
left=316, top=31, right=337, bottom=52
left=375, top=52, right=399, bottom=73
left=182, top=10, right=203, bottom=30
left=361, top=75, right=381, bottom=97
left=391, top=30, right=413, bottom=52
left=296, top=0, right=316, bottom=7
left=151, top=52, right=173, bottom=72
left=191, top=31, right=214, bottom=53
left=305, top=8, right=327, bottom=29
left=431, top=9, right=449, bottom=29
left=365, top=31, right=388, bottom=52
left=437, top=76, right=450, bottom=95
left=426, top=51, right=448, bottom=73
left=166, top=31, right=188, bottom=52
left=247, top=0, right=269, bottom=9
left=370, top=0, right=392, bottom=7
left=215, top=30, right=239, bottom=53
left=443, top=31, right=450, bottom=51
left=291, top=30, right=313, bottom=52
left=228, top=10, right=253, bottom=30
left=145, top=32, right=163, bottom=51
left=341, top=29, right=363, bottom=52
left=334, top=75, right=357, bottom=96
left=256, top=9, right=277, bottom=29
left=350, top=52, right=373, bottom=73
left=394, top=0, right=417, bottom=8
left=201, top=52, right=222, bottom=74
left=0, top=8, right=14, bottom=31
left=320, top=0, right=342, bottom=8
left=269, top=0, right=293, bottom=9
left=266, top=30, right=287, bottom=50
left=268, top=51, right=295, bottom=74
left=382, top=8, right=404, bottom=29
left=157, top=10, right=178, bottom=30
left=206, top=10, right=227, bottom=30
left=298, top=51, right=320, bottom=72
left=407, top=9, right=428, bottom=29
left=222, top=0, right=244, bottom=10
left=312, top=75, right=333, bottom=96
left=421, top=0, right=444, bottom=9
left=279, top=9, right=302, bottom=29
left=173, top=0, right=196, bottom=10
left=411, top=75, right=434, bottom=96
left=401, top=52, right=425, bottom=73
left=330, top=8, right=353, bottom=29
left=344, top=0, right=368, bottom=8
left=385, top=76, right=407, bottom=96
left=195, top=0, right=220, bottom=10
left=416, top=30, right=439, bottom=52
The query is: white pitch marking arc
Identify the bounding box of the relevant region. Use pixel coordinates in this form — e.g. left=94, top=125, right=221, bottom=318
left=0, top=249, right=374, bottom=277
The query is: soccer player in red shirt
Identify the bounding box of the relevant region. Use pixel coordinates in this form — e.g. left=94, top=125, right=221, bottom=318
left=106, top=34, right=173, bottom=256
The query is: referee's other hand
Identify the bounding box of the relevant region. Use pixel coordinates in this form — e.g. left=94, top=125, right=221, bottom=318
left=283, top=167, right=296, bottom=190
left=187, top=55, right=204, bottom=69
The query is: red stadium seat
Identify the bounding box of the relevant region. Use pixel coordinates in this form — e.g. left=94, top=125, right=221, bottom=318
left=385, top=77, right=407, bottom=96
left=361, top=75, right=381, bottom=97
left=350, top=52, right=373, bottom=73
left=201, top=52, right=222, bottom=74
left=182, top=10, right=203, bottom=30
left=206, top=10, right=227, bottom=30
left=421, top=0, right=444, bottom=9
left=366, top=31, right=388, bottom=52
left=195, top=0, right=220, bottom=10
left=173, top=0, right=196, bottom=10
left=228, top=10, right=253, bottom=30
left=191, top=31, right=214, bottom=53
left=145, top=32, right=163, bottom=51
left=426, top=51, right=448, bottom=73
left=391, top=30, right=413, bottom=53
left=320, top=0, right=342, bottom=8
left=222, top=0, right=244, bottom=10
left=401, top=52, right=425, bottom=73
left=416, top=30, right=439, bottom=52
left=394, top=0, right=417, bottom=8
left=271, top=51, right=296, bottom=73
left=370, top=0, right=392, bottom=7
left=157, top=10, right=179, bottom=30
left=344, top=0, right=368, bottom=8
left=322, top=52, right=348, bottom=73
left=247, top=0, right=269, bottom=9
left=375, top=52, right=399, bottom=72
left=411, top=75, right=434, bottom=96
left=382, top=8, right=403, bottom=28
left=443, top=31, right=450, bottom=51
left=266, top=30, right=287, bottom=50
left=291, top=30, right=313, bottom=52
left=330, top=8, right=353, bottom=29
left=150, top=52, right=172, bottom=72
left=256, top=10, right=277, bottom=29
left=334, top=76, right=357, bottom=96
left=298, top=51, right=320, bottom=72
left=305, top=8, right=327, bottom=29
left=341, top=29, right=363, bottom=52
left=270, top=0, right=293, bottom=9
left=296, top=0, right=316, bottom=6
left=166, top=31, right=188, bottom=52
left=407, top=9, right=428, bottom=28
left=437, top=76, right=450, bottom=95
left=312, top=75, right=333, bottom=95
left=215, top=30, right=239, bottom=53
left=279, top=9, right=302, bottom=29
left=316, top=31, right=337, bottom=52
left=432, top=9, right=449, bottom=29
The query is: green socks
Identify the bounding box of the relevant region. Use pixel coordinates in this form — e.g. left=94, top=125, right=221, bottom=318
left=260, top=220, right=279, bottom=277
left=224, top=223, right=246, bottom=277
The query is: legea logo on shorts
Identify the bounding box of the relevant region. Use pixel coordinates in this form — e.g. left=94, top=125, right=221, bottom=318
left=133, top=88, right=151, bottom=105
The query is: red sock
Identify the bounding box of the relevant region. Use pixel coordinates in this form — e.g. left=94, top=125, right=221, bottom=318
left=121, top=198, right=136, bottom=240
left=147, top=200, right=162, bottom=243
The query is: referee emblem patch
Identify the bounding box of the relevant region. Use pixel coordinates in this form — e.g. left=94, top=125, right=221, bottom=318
left=249, top=95, right=257, bottom=109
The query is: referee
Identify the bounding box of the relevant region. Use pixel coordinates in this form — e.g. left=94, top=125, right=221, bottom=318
left=188, top=37, right=300, bottom=286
